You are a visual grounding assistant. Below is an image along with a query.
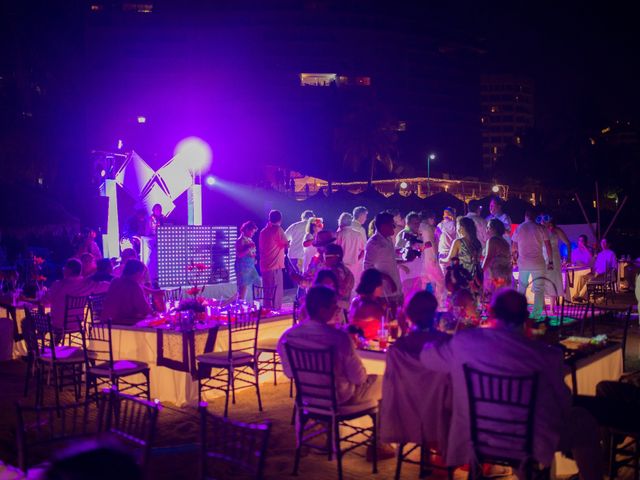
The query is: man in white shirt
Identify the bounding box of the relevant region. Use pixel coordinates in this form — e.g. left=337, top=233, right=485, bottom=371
left=511, top=209, right=553, bottom=318
left=278, top=286, right=380, bottom=405
left=284, top=210, right=315, bottom=271
left=364, top=212, right=402, bottom=305
left=351, top=206, right=368, bottom=244
left=419, top=290, right=603, bottom=479
left=43, top=258, right=104, bottom=331
left=102, top=259, right=152, bottom=325
left=335, top=212, right=365, bottom=286
left=258, top=210, right=289, bottom=310
left=576, top=237, right=618, bottom=298
left=486, top=196, right=512, bottom=244
left=437, top=208, right=457, bottom=273
left=572, top=234, right=593, bottom=267
left=465, top=200, right=488, bottom=248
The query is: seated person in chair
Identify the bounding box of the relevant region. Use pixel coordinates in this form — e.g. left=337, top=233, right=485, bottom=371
left=575, top=237, right=618, bottom=300
left=278, top=285, right=381, bottom=406
left=103, top=260, right=152, bottom=325
left=381, top=291, right=451, bottom=450
left=420, top=289, right=604, bottom=479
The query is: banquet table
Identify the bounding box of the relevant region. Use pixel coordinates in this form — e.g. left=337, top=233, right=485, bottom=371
left=513, top=265, right=591, bottom=302
left=108, top=310, right=294, bottom=407
left=0, top=295, right=45, bottom=359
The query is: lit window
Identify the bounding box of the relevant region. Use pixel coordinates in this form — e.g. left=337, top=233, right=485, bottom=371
left=490, top=106, right=497, bottom=113
left=354, top=76, right=371, bottom=86
left=492, top=146, right=498, bottom=154
left=515, top=136, right=521, bottom=145
left=122, top=3, right=153, bottom=13
left=480, top=117, right=485, bottom=124
left=90, top=4, right=103, bottom=11
left=601, top=127, right=610, bottom=134
left=299, top=73, right=337, bottom=87
left=589, top=138, right=596, bottom=145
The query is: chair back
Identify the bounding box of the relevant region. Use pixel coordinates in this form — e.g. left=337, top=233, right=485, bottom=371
left=252, top=285, right=276, bottom=308
left=199, top=402, right=271, bottom=480
left=63, top=294, right=88, bottom=346
left=84, top=315, right=115, bottom=368
left=16, top=400, right=96, bottom=471
left=226, top=305, right=261, bottom=360
left=559, top=298, right=594, bottom=335
left=100, top=388, right=160, bottom=470
left=22, top=311, right=54, bottom=360
left=162, top=287, right=182, bottom=304
left=284, top=342, right=338, bottom=413
left=86, top=293, right=106, bottom=324
left=463, top=364, right=539, bottom=467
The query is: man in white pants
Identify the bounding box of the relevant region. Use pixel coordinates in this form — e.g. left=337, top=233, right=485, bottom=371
left=259, top=210, right=289, bottom=310
left=511, top=209, right=553, bottom=318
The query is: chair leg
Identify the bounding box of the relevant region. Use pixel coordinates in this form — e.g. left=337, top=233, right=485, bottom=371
left=35, top=364, right=43, bottom=406
left=394, top=443, right=404, bottom=480
left=334, top=418, right=343, bottom=480
left=289, top=378, right=294, bottom=398
left=419, top=444, right=429, bottom=478
left=224, top=369, right=231, bottom=417
left=272, top=353, right=277, bottom=386
left=23, top=357, right=32, bottom=397
left=292, top=411, right=306, bottom=475
left=144, top=369, right=151, bottom=401
left=52, top=364, right=61, bottom=411
left=231, top=367, right=236, bottom=405
left=254, top=365, right=263, bottom=412
left=371, top=413, right=378, bottom=474
left=290, top=404, right=296, bottom=426
left=198, top=378, right=202, bottom=404
left=326, top=421, right=333, bottom=461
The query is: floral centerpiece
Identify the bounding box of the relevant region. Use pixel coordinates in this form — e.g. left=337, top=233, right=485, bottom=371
left=177, top=262, right=208, bottom=316
left=22, top=255, right=47, bottom=299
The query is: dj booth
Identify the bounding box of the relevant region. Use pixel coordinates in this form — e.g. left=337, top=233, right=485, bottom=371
left=156, top=225, right=238, bottom=297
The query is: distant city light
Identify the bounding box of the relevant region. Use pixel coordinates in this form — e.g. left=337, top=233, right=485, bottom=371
left=492, top=185, right=500, bottom=193
left=174, top=137, right=212, bottom=173
left=100, top=169, right=107, bottom=177
left=399, top=181, right=408, bottom=189
left=205, top=175, right=216, bottom=186
left=137, top=116, right=146, bottom=124
left=117, top=139, right=123, bottom=149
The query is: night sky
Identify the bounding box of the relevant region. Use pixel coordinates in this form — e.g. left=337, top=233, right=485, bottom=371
left=1, top=1, right=639, bottom=201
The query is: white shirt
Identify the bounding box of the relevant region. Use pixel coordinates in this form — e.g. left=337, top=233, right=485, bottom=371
left=284, top=220, right=308, bottom=260
left=594, top=248, right=617, bottom=275
left=277, top=320, right=367, bottom=404
left=420, top=327, right=571, bottom=467
left=437, top=218, right=457, bottom=259
left=335, top=226, right=365, bottom=269
left=572, top=246, right=593, bottom=267
left=351, top=221, right=368, bottom=245
left=363, top=232, right=402, bottom=295
left=512, top=220, right=550, bottom=271
left=466, top=212, right=488, bottom=248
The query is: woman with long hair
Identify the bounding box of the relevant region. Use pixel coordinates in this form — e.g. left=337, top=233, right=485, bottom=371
left=443, top=216, right=483, bottom=293
left=234, top=221, right=260, bottom=301
left=348, top=268, right=390, bottom=340
left=302, top=217, right=324, bottom=273
left=482, top=219, right=513, bottom=296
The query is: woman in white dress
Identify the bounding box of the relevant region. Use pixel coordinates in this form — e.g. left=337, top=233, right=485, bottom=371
left=302, top=217, right=324, bottom=273
left=541, top=215, right=571, bottom=309
left=419, top=210, right=446, bottom=308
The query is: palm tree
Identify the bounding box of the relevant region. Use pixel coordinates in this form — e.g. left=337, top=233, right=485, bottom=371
left=334, top=102, right=399, bottom=185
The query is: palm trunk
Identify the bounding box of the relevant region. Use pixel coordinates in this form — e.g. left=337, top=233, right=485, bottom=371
left=368, top=156, right=374, bottom=187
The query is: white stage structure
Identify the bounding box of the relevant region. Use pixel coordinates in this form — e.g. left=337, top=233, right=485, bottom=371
left=99, top=145, right=209, bottom=258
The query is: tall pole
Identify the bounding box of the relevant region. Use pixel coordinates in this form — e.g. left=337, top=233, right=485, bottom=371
left=427, top=157, right=430, bottom=196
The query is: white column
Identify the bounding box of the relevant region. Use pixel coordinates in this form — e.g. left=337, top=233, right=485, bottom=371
left=101, top=178, right=120, bottom=258
left=188, top=182, right=202, bottom=226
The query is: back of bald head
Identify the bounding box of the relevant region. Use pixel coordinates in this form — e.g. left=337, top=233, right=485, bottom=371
left=490, top=289, right=529, bottom=326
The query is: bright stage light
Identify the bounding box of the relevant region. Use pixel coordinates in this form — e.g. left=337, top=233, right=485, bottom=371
left=117, top=139, right=123, bottom=150
left=399, top=181, right=408, bottom=189
left=205, top=175, right=216, bottom=186
left=137, top=116, right=146, bottom=124
left=174, top=136, right=212, bottom=173
left=492, top=185, right=500, bottom=193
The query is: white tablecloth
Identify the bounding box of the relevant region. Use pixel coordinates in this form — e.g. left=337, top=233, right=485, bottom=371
left=109, top=314, right=293, bottom=406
